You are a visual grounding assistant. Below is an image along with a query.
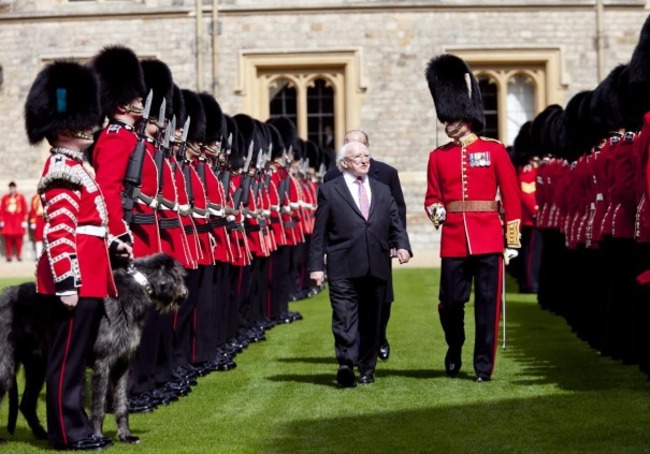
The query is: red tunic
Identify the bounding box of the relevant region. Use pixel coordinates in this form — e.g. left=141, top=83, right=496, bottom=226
left=424, top=134, right=521, bottom=258
left=188, top=158, right=215, bottom=266
left=0, top=193, right=27, bottom=236
left=36, top=148, right=116, bottom=298
left=29, top=193, right=45, bottom=242
left=199, top=159, right=231, bottom=263
left=518, top=162, right=538, bottom=228
left=92, top=121, right=161, bottom=256
left=269, top=168, right=288, bottom=247
left=610, top=133, right=638, bottom=239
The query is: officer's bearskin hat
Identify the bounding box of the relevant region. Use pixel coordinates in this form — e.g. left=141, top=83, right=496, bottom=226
left=91, top=45, right=145, bottom=119
left=511, top=121, right=534, bottom=167
left=563, top=91, right=593, bottom=162
left=25, top=61, right=101, bottom=145
left=425, top=54, right=485, bottom=133
left=141, top=59, right=174, bottom=125
left=616, top=66, right=642, bottom=131
left=590, top=64, right=626, bottom=140
left=266, top=123, right=285, bottom=160
left=628, top=14, right=650, bottom=117
left=268, top=116, right=297, bottom=153
left=181, top=89, right=206, bottom=143
left=198, top=92, right=225, bottom=144
left=172, top=84, right=186, bottom=128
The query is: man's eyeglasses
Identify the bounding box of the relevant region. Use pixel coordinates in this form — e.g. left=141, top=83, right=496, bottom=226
left=345, top=153, right=371, bottom=163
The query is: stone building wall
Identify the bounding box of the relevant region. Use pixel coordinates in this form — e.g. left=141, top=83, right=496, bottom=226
left=0, top=0, right=648, bottom=264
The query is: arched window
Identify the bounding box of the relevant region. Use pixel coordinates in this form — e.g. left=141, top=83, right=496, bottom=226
left=507, top=74, right=536, bottom=145
left=478, top=76, right=499, bottom=140
left=237, top=50, right=366, bottom=147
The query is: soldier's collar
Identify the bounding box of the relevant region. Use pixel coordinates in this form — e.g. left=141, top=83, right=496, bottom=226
left=51, top=147, right=84, bottom=162
left=455, top=133, right=478, bottom=147
left=109, top=119, right=135, bottom=132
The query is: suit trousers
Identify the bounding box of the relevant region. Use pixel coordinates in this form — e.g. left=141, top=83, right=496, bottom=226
left=439, top=254, right=502, bottom=378
left=328, top=276, right=386, bottom=375
left=46, top=297, right=102, bottom=447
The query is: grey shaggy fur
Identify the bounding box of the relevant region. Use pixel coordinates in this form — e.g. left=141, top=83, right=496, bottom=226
left=0, top=253, right=187, bottom=444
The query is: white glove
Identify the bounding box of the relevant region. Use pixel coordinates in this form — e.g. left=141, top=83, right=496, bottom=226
left=426, top=204, right=446, bottom=230
left=504, top=248, right=519, bottom=265
left=21, top=221, right=28, bottom=230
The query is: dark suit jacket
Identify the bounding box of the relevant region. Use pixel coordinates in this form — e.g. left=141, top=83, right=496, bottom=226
left=308, top=175, right=411, bottom=282
left=324, top=159, right=407, bottom=230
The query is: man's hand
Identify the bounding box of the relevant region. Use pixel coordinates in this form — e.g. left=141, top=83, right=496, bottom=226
left=21, top=221, right=28, bottom=230
left=60, top=293, right=79, bottom=309
left=310, top=271, right=325, bottom=287
left=115, top=241, right=133, bottom=261
left=396, top=249, right=410, bottom=264
left=390, top=248, right=397, bottom=258
left=426, top=203, right=446, bottom=230
left=504, top=248, right=519, bottom=265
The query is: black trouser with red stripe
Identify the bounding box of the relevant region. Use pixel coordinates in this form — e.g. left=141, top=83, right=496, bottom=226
left=46, top=297, right=102, bottom=447
left=439, top=254, right=502, bottom=379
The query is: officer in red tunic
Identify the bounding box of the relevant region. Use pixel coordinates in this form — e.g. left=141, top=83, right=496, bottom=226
left=424, top=54, right=522, bottom=382
left=0, top=181, right=27, bottom=261
left=25, top=61, right=131, bottom=450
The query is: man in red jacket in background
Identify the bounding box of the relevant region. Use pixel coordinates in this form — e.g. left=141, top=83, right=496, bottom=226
left=0, top=181, right=27, bottom=261
left=424, top=54, right=522, bottom=382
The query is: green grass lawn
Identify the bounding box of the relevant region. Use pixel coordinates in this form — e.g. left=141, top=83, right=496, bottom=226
left=1, top=269, right=649, bottom=453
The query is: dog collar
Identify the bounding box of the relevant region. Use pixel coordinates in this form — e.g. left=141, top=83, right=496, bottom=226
left=127, top=265, right=153, bottom=295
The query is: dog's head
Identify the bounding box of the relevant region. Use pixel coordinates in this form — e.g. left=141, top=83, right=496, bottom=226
left=130, top=253, right=188, bottom=313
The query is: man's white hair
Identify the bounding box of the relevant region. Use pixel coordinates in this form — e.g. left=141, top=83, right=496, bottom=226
left=336, top=141, right=371, bottom=172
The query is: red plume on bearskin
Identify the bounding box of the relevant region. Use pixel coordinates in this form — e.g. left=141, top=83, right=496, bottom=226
left=425, top=54, right=485, bottom=133
left=91, top=45, right=145, bottom=118
left=181, top=89, right=206, bottom=143
left=141, top=59, right=174, bottom=122
left=25, top=61, right=101, bottom=145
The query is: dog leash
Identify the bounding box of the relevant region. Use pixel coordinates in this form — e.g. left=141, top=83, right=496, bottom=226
left=127, top=264, right=153, bottom=295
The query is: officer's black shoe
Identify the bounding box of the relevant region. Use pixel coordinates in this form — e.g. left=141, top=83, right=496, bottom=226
left=475, top=375, right=491, bottom=382
left=378, top=341, right=390, bottom=361
left=128, top=396, right=156, bottom=413
left=444, top=350, right=462, bottom=377
left=53, top=436, right=106, bottom=451
left=336, top=365, right=357, bottom=388
left=358, top=374, right=375, bottom=385
left=290, top=311, right=303, bottom=321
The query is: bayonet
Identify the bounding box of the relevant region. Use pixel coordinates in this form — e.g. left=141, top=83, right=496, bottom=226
left=158, top=98, right=166, bottom=129
left=243, top=140, right=254, bottom=173
left=138, top=89, right=153, bottom=137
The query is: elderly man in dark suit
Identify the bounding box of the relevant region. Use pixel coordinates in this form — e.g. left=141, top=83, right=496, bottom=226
left=323, top=130, right=407, bottom=362
left=309, top=141, right=411, bottom=387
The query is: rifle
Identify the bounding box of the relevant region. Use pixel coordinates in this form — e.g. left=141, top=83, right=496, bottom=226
left=231, top=140, right=254, bottom=210
left=153, top=100, right=168, bottom=195
left=176, top=116, right=195, bottom=209
left=122, top=89, right=153, bottom=224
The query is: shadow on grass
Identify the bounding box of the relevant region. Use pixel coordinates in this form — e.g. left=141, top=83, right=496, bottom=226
left=276, top=356, right=335, bottom=365
left=261, top=392, right=650, bottom=453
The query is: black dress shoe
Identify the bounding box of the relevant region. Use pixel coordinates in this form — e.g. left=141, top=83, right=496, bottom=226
left=445, top=349, right=462, bottom=377
left=336, top=365, right=357, bottom=388
left=358, top=374, right=375, bottom=384
left=55, top=435, right=109, bottom=450
left=475, top=375, right=491, bottom=382
left=378, top=341, right=390, bottom=361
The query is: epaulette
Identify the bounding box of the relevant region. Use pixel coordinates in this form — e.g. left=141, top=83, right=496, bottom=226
left=479, top=136, right=504, bottom=145
left=37, top=155, right=83, bottom=195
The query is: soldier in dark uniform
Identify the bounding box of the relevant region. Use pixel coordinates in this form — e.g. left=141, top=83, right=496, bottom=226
left=424, top=54, right=522, bottom=382
left=25, top=60, right=131, bottom=450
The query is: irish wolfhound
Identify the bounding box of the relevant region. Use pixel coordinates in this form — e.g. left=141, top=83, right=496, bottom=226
left=0, top=253, right=187, bottom=445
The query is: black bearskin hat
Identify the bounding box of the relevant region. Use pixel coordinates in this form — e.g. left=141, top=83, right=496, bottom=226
left=268, top=116, right=297, bottom=153
left=304, top=140, right=320, bottom=169
left=590, top=64, right=626, bottom=140
left=233, top=114, right=257, bottom=157
left=425, top=54, right=485, bottom=133
left=512, top=121, right=534, bottom=167
left=181, top=89, right=206, bottom=143
left=563, top=91, right=593, bottom=161
left=531, top=104, right=562, bottom=157
left=198, top=93, right=225, bottom=144
left=25, top=61, right=101, bottom=145
left=141, top=59, right=174, bottom=123
left=91, top=45, right=146, bottom=119
left=628, top=14, right=650, bottom=117
left=266, top=123, right=285, bottom=160
left=172, top=84, right=187, bottom=127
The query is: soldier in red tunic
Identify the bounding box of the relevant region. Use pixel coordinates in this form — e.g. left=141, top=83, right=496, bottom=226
left=0, top=181, right=27, bottom=261
left=25, top=61, right=131, bottom=450
left=28, top=192, right=45, bottom=260
left=424, top=54, right=521, bottom=382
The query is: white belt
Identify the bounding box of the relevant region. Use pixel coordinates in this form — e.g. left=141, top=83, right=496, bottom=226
left=76, top=225, right=107, bottom=238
